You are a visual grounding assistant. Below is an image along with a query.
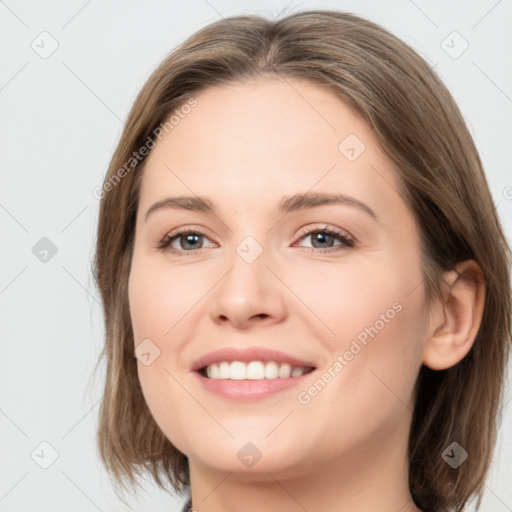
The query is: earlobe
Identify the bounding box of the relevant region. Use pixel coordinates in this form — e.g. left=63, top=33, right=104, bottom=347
left=422, top=260, right=486, bottom=371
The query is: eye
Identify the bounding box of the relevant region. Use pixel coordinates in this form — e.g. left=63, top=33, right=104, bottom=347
left=293, top=225, right=354, bottom=253
left=157, top=224, right=354, bottom=255
left=157, top=227, right=216, bottom=255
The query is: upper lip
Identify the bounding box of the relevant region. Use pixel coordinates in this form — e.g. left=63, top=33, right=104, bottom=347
left=191, top=347, right=317, bottom=372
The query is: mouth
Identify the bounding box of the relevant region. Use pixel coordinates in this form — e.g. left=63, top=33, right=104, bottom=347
left=191, top=347, right=318, bottom=400
left=198, top=360, right=316, bottom=380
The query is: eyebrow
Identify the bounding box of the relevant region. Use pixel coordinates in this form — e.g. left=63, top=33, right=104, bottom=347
left=144, top=192, right=378, bottom=221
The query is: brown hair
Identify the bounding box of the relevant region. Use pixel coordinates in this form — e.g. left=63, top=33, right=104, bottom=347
left=93, top=10, right=512, bottom=511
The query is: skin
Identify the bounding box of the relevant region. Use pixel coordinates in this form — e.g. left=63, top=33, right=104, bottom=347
left=128, top=76, right=485, bottom=512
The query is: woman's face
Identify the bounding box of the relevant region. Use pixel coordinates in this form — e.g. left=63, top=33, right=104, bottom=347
left=128, top=77, right=430, bottom=477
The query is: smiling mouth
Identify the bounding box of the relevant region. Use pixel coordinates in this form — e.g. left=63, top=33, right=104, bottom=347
left=198, top=360, right=316, bottom=380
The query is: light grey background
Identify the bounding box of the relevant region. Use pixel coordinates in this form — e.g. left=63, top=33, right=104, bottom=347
left=1, top=1, right=511, bottom=511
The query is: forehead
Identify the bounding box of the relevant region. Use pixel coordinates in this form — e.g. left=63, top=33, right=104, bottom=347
left=137, top=76, right=402, bottom=222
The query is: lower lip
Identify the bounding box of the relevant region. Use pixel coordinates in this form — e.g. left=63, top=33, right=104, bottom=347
left=193, top=369, right=316, bottom=400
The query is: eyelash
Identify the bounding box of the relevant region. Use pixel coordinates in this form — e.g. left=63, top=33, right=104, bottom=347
left=157, top=225, right=355, bottom=256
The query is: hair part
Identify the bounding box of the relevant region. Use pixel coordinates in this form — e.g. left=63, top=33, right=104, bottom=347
left=93, top=10, right=512, bottom=511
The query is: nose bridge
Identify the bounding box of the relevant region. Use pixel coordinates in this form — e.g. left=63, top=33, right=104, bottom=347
left=222, top=210, right=272, bottom=279
left=223, top=232, right=269, bottom=301
left=209, top=229, right=284, bottom=327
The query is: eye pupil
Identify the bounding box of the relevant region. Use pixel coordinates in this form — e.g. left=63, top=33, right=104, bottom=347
left=312, top=231, right=334, bottom=248
left=181, top=233, right=201, bottom=250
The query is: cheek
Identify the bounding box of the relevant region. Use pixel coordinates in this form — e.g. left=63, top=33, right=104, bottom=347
left=128, top=257, right=209, bottom=450
left=128, top=256, right=200, bottom=344
left=287, top=252, right=422, bottom=345
left=293, top=253, right=426, bottom=404
left=302, top=278, right=425, bottom=457
left=128, top=259, right=156, bottom=342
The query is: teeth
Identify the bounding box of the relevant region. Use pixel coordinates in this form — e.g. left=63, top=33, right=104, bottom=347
left=264, top=361, right=279, bottom=379
left=247, top=361, right=264, bottom=380
left=278, top=363, right=291, bottom=378
left=218, top=361, right=230, bottom=379
left=230, top=361, right=246, bottom=380
left=291, top=366, right=305, bottom=377
left=203, top=361, right=312, bottom=380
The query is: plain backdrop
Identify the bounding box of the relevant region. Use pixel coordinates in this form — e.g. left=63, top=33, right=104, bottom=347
left=1, top=1, right=511, bottom=511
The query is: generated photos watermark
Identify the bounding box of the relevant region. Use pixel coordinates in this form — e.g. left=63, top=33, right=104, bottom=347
left=93, top=97, right=198, bottom=200
left=297, top=301, right=403, bottom=405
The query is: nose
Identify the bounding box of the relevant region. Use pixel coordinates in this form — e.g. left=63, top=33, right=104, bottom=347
left=208, top=239, right=287, bottom=330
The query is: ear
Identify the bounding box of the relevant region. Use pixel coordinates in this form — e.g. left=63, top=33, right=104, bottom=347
left=422, top=260, right=486, bottom=370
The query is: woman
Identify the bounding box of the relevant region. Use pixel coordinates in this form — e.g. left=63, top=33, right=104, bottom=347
left=93, top=10, right=511, bottom=512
